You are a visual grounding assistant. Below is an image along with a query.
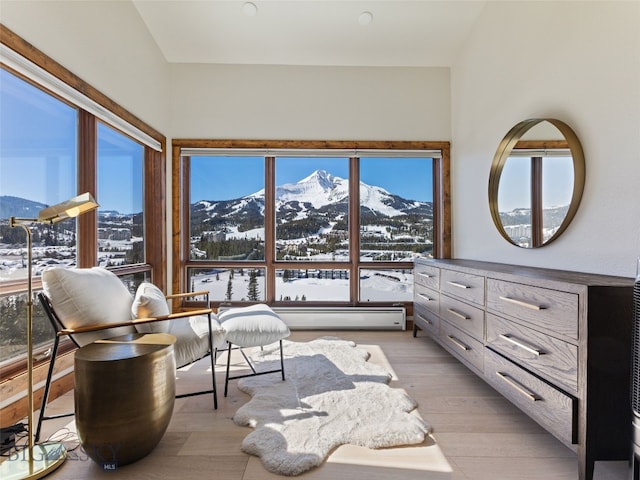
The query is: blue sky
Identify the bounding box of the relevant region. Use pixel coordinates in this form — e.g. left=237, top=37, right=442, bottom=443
left=498, top=155, right=574, bottom=211
left=1, top=66, right=144, bottom=214
left=190, top=156, right=435, bottom=202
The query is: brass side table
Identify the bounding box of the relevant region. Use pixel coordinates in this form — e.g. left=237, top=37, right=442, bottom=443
left=74, top=333, right=176, bottom=468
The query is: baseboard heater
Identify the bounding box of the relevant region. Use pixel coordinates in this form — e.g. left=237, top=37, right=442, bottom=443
left=270, top=306, right=406, bottom=331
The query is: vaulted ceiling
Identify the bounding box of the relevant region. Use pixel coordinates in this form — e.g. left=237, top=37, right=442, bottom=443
left=132, top=1, right=486, bottom=67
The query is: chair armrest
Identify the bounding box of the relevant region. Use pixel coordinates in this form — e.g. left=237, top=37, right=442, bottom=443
left=57, top=308, right=213, bottom=336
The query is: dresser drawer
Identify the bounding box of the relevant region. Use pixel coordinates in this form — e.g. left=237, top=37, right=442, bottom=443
left=486, top=279, right=578, bottom=340
left=413, top=303, right=439, bottom=336
left=414, top=284, right=440, bottom=315
left=441, top=269, right=485, bottom=306
left=439, top=321, right=484, bottom=373
left=414, top=263, right=440, bottom=290
left=484, top=348, right=576, bottom=446
left=486, top=313, right=578, bottom=394
left=440, top=294, right=484, bottom=341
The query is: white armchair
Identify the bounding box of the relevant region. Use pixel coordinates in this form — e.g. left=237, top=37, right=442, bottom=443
left=36, top=267, right=225, bottom=441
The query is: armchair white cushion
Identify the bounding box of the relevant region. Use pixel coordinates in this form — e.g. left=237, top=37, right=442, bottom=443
left=42, top=267, right=136, bottom=347
left=169, top=315, right=225, bottom=369
left=130, top=283, right=225, bottom=368
left=43, top=267, right=225, bottom=368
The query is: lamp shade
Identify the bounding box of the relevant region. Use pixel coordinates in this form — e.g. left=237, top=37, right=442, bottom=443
left=37, top=192, right=99, bottom=224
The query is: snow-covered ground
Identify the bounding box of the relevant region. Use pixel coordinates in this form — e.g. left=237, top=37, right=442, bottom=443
left=190, top=267, right=413, bottom=302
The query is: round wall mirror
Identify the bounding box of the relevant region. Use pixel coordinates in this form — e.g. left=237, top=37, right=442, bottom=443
left=488, top=118, right=585, bottom=248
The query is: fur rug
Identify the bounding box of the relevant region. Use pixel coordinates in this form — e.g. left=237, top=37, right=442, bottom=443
left=233, top=337, right=431, bottom=476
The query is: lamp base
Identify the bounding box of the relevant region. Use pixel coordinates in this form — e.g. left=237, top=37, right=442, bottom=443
left=0, top=443, right=66, bottom=480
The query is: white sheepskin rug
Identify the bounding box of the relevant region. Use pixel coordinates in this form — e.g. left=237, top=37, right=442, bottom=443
left=232, top=337, right=431, bottom=476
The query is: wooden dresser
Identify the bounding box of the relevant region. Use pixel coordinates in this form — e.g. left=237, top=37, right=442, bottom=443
left=413, top=258, right=634, bottom=480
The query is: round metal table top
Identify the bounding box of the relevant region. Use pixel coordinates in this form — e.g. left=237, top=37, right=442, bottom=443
left=75, top=333, right=176, bottom=362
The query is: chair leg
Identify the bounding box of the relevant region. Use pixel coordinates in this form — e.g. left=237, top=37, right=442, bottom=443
left=206, top=313, right=218, bottom=410
left=208, top=348, right=218, bottom=410
left=224, top=341, right=232, bottom=397
left=279, top=339, right=285, bottom=381
left=224, top=340, right=286, bottom=396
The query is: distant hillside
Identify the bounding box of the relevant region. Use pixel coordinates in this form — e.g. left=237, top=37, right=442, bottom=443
left=0, top=196, right=49, bottom=220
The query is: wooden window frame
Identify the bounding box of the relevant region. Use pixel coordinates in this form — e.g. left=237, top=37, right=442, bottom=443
left=0, top=25, right=167, bottom=382
left=172, top=139, right=451, bottom=306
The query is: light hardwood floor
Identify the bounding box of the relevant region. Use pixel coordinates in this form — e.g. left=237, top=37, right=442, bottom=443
left=13, top=330, right=630, bottom=479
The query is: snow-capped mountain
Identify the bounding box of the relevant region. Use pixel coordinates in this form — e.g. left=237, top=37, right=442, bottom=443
left=190, top=170, right=433, bottom=236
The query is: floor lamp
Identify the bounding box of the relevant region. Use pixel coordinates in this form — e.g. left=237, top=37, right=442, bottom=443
left=0, top=193, right=98, bottom=480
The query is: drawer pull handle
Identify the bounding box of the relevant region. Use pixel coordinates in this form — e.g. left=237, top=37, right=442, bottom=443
left=447, top=308, right=470, bottom=320
left=499, top=334, right=544, bottom=356
left=418, top=273, right=433, bottom=279
left=418, top=293, right=434, bottom=302
left=448, top=281, right=471, bottom=289
left=496, top=372, right=540, bottom=401
left=499, top=296, right=545, bottom=311
left=417, top=313, right=432, bottom=325
left=447, top=335, right=471, bottom=351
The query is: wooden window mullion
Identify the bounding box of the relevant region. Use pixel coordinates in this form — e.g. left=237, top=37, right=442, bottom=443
left=77, top=110, right=97, bottom=267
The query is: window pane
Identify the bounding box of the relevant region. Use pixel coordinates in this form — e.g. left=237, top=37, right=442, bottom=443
left=190, top=156, right=265, bottom=261
left=542, top=156, right=574, bottom=241
left=360, top=157, right=433, bottom=261
left=498, top=157, right=532, bottom=247
left=275, top=157, right=349, bottom=261
left=0, top=68, right=78, bottom=282
left=359, top=268, right=414, bottom=302
left=97, top=122, right=145, bottom=267
left=119, top=271, right=151, bottom=296
left=276, top=268, right=349, bottom=301
left=188, top=267, right=266, bottom=302
left=0, top=291, right=56, bottom=366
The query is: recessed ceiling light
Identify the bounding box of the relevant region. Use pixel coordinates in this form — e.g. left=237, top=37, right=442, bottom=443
left=358, top=11, right=373, bottom=26
left=243, top=2, right=258, bottom=16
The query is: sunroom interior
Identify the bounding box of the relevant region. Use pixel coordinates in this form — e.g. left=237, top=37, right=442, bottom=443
left=0, top=1, right=639, bottom=480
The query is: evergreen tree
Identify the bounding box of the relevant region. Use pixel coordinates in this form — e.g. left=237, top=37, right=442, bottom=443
left=225, top=277, right=233, bottom=301
left=247, top=270, right=259, bottom=301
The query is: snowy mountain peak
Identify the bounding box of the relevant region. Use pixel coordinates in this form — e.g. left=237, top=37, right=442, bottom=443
left=276, top=169, right=348, bottom=209
left=298, top=169, right=338, bottom=190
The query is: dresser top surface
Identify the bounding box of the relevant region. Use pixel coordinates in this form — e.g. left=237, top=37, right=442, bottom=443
left=417, top=258, right=634, bottom=288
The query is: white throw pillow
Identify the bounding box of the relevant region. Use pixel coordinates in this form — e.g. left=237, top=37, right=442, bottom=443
left=42, top=267, right=136, bottom=347
left=218, top=304, right=290, bottom=348
left=131, top=282, right=171, bottom=333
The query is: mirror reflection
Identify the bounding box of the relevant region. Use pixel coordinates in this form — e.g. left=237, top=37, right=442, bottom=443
left=489, top=119, right=585, bottom=248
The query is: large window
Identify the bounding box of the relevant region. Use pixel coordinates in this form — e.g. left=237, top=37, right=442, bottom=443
left=0, top=68, right=79, bottom=281
left=0, top=67, right=81, bottom=366
left=189, top=155, right=265, bottom=261
left=97, top=122, right=145, bottom=267
left=0, top=31, right=166, bottom=372
left=176, top=142, right=450, bottom=306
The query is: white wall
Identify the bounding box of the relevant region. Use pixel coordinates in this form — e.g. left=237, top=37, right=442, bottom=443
left=451, top=1, right=640, bottom=277
left=170, top=64, right=450, bottom=140
left=0, top=0, right=171, bottom=133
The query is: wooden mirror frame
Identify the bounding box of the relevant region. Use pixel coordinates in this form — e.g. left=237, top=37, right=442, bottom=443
left=488, top=118, right=586, bottom=248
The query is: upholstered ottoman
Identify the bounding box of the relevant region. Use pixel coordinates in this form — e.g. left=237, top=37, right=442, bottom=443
left=217, top=304, right=290, bottom=396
